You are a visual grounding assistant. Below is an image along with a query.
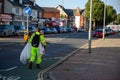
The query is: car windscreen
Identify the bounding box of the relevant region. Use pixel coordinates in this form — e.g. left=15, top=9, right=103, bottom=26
left=14, top=26, right=25, bottom=30
left=0, top=25, right=5, bottom=29
left=96, top=30, right=102, bottom=32
left=14, top=26, right=20, bottom=30
left=20, top=26, right=25, bottom=30
left=0, top=26, right=5, bottom=29
left=28, top=27, right=33, bottom=30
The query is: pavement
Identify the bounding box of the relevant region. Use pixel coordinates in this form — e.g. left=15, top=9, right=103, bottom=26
left=44, top=33, right=120, bottom=80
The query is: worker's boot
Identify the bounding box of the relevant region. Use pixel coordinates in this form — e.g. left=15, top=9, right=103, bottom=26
left=29, top=62, right=32, bottom=69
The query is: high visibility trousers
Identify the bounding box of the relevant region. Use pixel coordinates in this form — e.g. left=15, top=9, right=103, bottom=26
left=29, top=47, right=42, bottom=64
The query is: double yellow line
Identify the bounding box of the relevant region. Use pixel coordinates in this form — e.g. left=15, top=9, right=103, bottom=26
left=37, top=43, right=88, bottom=80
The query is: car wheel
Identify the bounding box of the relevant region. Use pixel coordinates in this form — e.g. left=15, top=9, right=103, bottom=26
left=12, top=32, right=15, bottom=36
left=4, top=32, right=7, bottom=37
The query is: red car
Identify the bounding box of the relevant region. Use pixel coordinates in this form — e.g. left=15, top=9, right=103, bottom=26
left=93, top=29, right=105, bottom=38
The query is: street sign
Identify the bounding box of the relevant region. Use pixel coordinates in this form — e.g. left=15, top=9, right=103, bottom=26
left=23, top=6, right=32, bottom=15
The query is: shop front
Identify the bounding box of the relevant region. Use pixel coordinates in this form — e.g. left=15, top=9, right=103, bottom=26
left=13, top=15, right=23, bottom=26
left=31, top=18, right=38, bottom=27
left=0, top=14, right=13, bottom=25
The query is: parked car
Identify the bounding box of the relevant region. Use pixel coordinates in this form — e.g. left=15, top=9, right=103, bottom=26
left=14, top=25, right=25, bottom=36
left=66, top=27, right=73, bottom=32
left=105, top=28, right=115, bottom=35
left=105, top=28, right=111, bottom=35
left=49, top=28, right=58, bottom=34
left=93, top=29, right=106, bottom=38
left=0, top=25, right=15, bottom=36
left=78, top=28, right=84, bottom=32
left=42, top=28, right=51, bottom=34
left=62, top=27, right=68, bottom=33
left=28, top=26, right=36, bottom=35
left=110, top=29, right=115, bottom=35
left=55, top=26, right=61, bottom=33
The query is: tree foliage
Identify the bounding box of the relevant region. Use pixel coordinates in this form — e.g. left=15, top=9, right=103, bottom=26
left=115, top=14, right=120, bottom=24
left=85, top=0, right=117, bottom=27
left=106, top=5, right=117, bottom=24
left=85, top=0, right=104, bottom=23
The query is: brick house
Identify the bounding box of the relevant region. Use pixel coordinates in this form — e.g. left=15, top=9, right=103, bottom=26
left=41, top=7, right=60, bottom=27
left=42, top=7, right=60, bottom=19
left=0, top=0, right=4, bottom=13
left=0, top=0, right=13, bottom=25
left=56, top=5, right=85, bottom=30
left=75, top=7, right=84, bottom=30
left=0, top=0, right=43, bottom=27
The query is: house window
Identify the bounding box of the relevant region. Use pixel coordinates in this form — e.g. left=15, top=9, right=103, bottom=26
left=33, top=11, right=35, bottom=16
left=0, top=6, right=1, bottom=13
left=39, top=12, right=42, bottom=18
left=20, top=0, right=22, bottom=4
left=14, top=0, right=19, bottom=3
left=16, top=7, right=20, bottom=14
left=0, top=3, right=2, bottom=13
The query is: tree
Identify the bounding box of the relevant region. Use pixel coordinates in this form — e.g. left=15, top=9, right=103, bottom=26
left=115, top=14, right=120, bottom=24
left=85, top=0, right=104, bottom=28
left=106, top=5, right=117, bottom=24
left=85, top=0, right=117, bottom=28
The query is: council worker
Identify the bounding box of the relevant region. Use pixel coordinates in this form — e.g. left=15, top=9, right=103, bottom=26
left=28, top=27, right=46, bottom=69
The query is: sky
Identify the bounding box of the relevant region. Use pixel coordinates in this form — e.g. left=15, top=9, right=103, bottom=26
left=35, top=0, right=120, bottom=14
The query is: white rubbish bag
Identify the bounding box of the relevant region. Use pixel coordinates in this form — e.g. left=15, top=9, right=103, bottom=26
left=20, top=42, right=45, bottom=64
left=38, top=43, right=45, bottom=55
left=20, top=43, right=31, bottom=64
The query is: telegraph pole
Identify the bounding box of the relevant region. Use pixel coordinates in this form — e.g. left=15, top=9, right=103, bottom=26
left=88, top=0, right=92, bottom=53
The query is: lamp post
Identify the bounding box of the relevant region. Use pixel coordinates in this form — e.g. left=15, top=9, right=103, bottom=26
left=88, top=0, right=92, bottom=53
left=102, top=0, right=106, bottom=40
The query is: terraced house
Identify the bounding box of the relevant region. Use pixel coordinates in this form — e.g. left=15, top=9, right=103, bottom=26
left=0, top=0, right=43, bottom=27
left=0, top=0, right=13, bottom=25
left=56, top=5, right=85, bottom=30
left=0, top=0, right=88, bottom=30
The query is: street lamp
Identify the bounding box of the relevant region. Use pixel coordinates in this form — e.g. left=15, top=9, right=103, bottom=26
left=88, top=0, right=92, bottom=53
left=102, top=0, right=106, bottom=40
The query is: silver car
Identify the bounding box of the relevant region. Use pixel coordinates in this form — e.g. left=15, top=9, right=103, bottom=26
left=14, top=25, right=25, bottom=36
left=0, top=25, right=15, bottom=36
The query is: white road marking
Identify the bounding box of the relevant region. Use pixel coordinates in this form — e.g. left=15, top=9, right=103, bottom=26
left=0, top=66, right=18, bottom=72
left=0, top=74, right=21, bottom=80
left=0, top=43, right=13, bottom=46
left=7, top=76, right=21, bottom=80
left=46, top=36, right=68, bottom=43
left=43, top=57, right=63, bottom=60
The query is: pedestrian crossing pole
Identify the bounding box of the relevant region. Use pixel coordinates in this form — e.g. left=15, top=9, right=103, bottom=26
left=88, top=0, right=92, bottom=53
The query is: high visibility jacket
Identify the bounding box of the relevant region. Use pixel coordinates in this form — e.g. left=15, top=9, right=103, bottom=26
left=29, top=32, right=46, bottom=47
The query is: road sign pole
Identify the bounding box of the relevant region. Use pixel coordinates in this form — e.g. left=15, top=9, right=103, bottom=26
left=27, top=14, right=29, bottom=33
left=23, top=5, right=32, bottom=43
left=24, top=14, right=29, bottom=43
